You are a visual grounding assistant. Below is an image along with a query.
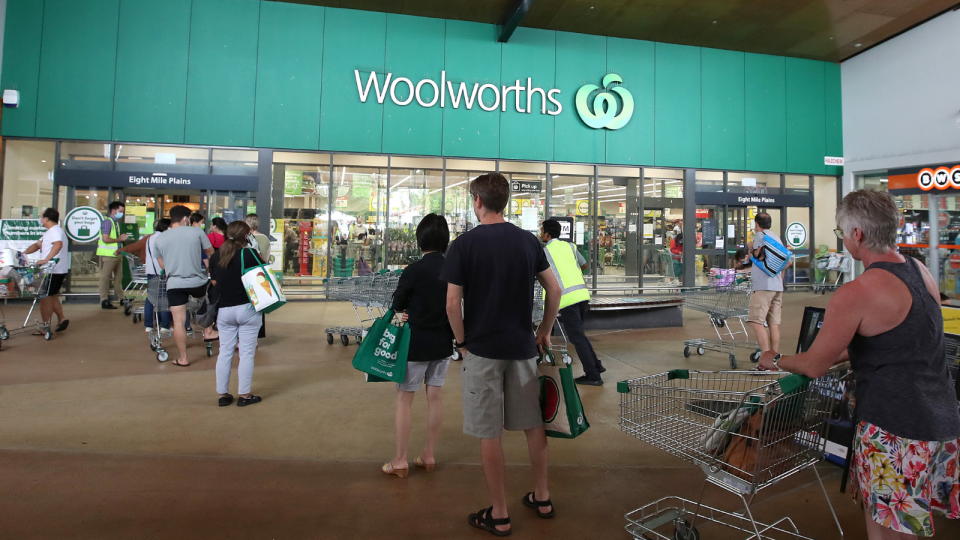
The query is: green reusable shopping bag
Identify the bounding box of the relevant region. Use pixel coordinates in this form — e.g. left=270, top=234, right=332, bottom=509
left=537, top=350, right=590, bottom=439
left=351, top=309, right=409, bottom=384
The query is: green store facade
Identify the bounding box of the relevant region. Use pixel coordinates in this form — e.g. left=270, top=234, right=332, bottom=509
left=0, top=0, right=843, bottom=295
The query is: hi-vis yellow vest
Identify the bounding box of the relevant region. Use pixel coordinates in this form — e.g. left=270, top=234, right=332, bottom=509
left=545, top=240, right=590, bottom=310
left=96, top=218, right=121, bottom=257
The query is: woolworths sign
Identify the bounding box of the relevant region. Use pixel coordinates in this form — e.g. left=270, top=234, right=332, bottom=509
left=354, top=70, right=633, bottom=129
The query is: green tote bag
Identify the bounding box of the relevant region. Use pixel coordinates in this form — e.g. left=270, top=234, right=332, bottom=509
left=538, top=350, right=590, bottom=439
left=351, top=309, right=409, bottom=384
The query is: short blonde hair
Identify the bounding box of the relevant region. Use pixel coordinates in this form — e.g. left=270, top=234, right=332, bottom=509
left=835, top=189, right=899, bottom=253
left=244, top=213, right=260, bottom=232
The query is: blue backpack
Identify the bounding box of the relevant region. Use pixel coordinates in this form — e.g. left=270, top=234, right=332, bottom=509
left=750, top=233, right=792, bottom=278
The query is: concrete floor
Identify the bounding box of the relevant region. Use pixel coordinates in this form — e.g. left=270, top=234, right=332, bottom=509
left=1, top=293, right=958, bottom=539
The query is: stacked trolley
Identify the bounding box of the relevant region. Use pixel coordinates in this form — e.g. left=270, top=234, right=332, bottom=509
left=0, top=261, right=57, bottom=345
left=682, top=275, right=759, bottom=369
left=324, top=270, right=402, bottom=346
left=533, top=282, right=572, bottom=365
left=120, top=252, right=149, bottom=322
left=618, top=367, right=848, bottom=540
left=812, top=253, right=851, bottom=295
left=145, top=274, right=212, bottom=362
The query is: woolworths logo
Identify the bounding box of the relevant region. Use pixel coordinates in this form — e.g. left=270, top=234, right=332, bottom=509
left=575, top=74, right=633, bottom=130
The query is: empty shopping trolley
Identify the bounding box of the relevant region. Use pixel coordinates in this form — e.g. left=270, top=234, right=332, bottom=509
left=324, top=270, right=402, bottom=346
left=121, top=252, right=149, bottom=322
left=813, top=253, right=851, bottom=295
left=618, top=367, right=849, bottom=540
left=681, top=285, right=759, bottom=369
left=145, top=275, right=212, bottom=362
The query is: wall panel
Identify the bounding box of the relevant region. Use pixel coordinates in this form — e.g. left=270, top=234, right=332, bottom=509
left=113, top=0, right=191, bottom=144
left=701, top=48, right=745, bottom=171
left=745, top=53, right=786, bottom=173
left=254, top=1, right=324, bottom=150
left=0, top=0, right=45, bottom=137
left=786, top=58, right=826, bottom=175
left=654, top=43, right=701, bottom=168
left=605, top=37, right=654, bottom=166
left=441, top=20, right=501, bottom=159
left=319, top=8, right=386, bottom=154
left=824, top=62, right=843, bottom=176
left=382, top=14, right=444, bottom=156
left=184, top=0, right=261, bottom=147
left=499, top=27, right=555, bottom=162
left=35, top=0, right=119, bottom=141
left=554, top=31, right=606, bottom=164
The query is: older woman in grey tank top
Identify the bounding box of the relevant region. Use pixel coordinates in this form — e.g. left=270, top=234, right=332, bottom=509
left=759, top=190, right=960, bottom=539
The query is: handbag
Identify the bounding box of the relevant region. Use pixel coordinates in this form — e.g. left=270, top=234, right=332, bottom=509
left=750, top=233, right=792, bottom=278
left=193, top=282, right=219, bottom=328
left=240, top=248, right=286, bottom=313
left=351, top=309, right=409, bottom=383
left=537, top=350, right=590, bottom=439
left=357, top=257, right=372, bottom=276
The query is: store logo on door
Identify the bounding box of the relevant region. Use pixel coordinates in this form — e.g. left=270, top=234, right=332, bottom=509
left=918, top=166, right=960, bottom=190
left=575, top=74, right=634, bottom=130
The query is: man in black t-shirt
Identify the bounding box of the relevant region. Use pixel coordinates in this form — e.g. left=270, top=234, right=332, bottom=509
left=441, top=173, right=562, bottom=535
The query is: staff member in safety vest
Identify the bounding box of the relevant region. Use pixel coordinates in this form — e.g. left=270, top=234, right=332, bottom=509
left=98, top=201, right=128, bottom=309
left=540, top=219, right=606, bottom=386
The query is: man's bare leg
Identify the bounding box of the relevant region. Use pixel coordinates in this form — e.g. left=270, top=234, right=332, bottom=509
left=524, top=426, right=552, bottom=513
left=51, top=296, right=65, bottom=325
left=39, top=297, right=53, bottom=325
left=480, top=437, right=510, bottom=533
left=769, top=323, right=781, bottom=352
left=170, top=305, right=189, bottom=365
left=749, top=321, right=770, bottom=351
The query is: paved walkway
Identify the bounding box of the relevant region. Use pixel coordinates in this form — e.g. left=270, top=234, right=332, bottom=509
left=1, top=292, right=957, bottom=539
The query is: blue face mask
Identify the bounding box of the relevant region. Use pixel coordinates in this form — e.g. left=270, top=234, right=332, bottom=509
left=115, top=212, right=124, bottom=219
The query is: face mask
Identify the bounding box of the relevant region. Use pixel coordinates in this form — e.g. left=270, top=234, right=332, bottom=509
left=115, top=212, right=124, bottom=219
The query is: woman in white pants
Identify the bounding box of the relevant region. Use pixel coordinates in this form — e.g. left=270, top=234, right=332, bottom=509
left=209, top=221, right=263, bottom=407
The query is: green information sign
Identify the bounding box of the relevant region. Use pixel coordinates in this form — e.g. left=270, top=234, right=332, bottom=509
left=352, top=174, right=372, bottom=198
left=665, top=186, right=682, bottom=199
left=284, top=170, right=303, bottom=195
left=0, top=219, right=45, bottom=241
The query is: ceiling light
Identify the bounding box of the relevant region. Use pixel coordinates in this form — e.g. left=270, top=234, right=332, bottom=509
left=41, top=160, right=46, bottom=163
left=855, top=43, right=862, bottom=47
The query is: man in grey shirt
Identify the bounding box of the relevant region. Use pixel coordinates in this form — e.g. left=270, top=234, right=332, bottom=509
left=747, top=212, right=790, bottom=361
left=155, top=205, right=214, bottom=367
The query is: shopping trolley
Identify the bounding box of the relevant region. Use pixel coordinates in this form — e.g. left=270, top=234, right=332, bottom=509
left=120, top=252, right=149, bottom=322
left=660, top=250, right=680, bottom=284
left=812, top=253, right=851, bottom=295
left=681, top=285, right=759, bottom=369
left=145, top=275, right=212, bottom=362
left=533, top=282, right=572, bottom=365
left=0, top=261, right=58, bottom=344
left=618, top=367, right=849, bottom=540
left=324, top=270, right=402, bottom=346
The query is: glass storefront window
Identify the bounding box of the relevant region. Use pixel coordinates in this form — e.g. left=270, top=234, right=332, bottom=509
left=212, top=149, right=258, bottom=176
left=644, top=168, right=683, bottom=199
left=60, top=142, right=111, bottom=170
left=275, top=154, right=331, bottom=278
left=784, top=175, right=810, bottom=195
left=728, top=172, right=780, bottom=194
left=445, top=159, right=495, bottom=237
left=694, top=170, right=723, bottom=192
left=2, top=140, right=56, bottom=218
left=550, top=164, right=596, bottom=275
left=333, top=154, right=388, bottom=275
left=814, top=175, right=840, bottom=254
left=115, top=144, right=209, bottom=174
left=597, top=166, right=638, bottom=278
left=389, top=157, right=443, bottom=267
left=502, top=161, right=546, bottom=235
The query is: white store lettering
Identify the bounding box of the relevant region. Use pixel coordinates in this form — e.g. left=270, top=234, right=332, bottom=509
left=355, top=70, right=562, bottom=116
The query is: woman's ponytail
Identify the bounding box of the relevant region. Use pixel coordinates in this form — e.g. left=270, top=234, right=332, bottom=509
left=219, top=221, right=251, bottom=268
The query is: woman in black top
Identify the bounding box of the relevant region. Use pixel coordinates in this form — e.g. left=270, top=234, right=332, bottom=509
left=382, top=214, right=454, bottom=478
left=209, top=221, right=263, bottom=408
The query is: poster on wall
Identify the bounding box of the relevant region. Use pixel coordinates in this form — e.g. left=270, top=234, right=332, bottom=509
left=284, top=171, right=303, bottom=195
left=0, top=219, right=45, bottom=254
left=269, top=219, right=284, bottom=279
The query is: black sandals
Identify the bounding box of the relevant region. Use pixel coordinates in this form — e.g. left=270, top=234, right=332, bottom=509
left=522, top=492, right=555, bottom=518
left=468, top=507, right=511, bottom=537
left=237, top=395, right=262, bottom=407
left=218, top=395, right=234, bottom=407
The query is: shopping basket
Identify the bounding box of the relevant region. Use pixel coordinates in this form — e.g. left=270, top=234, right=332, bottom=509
left=618, top=367, right=848, bottom=540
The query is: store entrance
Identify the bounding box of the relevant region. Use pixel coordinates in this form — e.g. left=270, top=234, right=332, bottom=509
left=120, top=188, right=255, bottom=236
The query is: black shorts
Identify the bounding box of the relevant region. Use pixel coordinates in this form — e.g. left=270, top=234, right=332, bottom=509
left=48, top=273, right=67, bottom=296
left=167, top=284, right=208, bottom=307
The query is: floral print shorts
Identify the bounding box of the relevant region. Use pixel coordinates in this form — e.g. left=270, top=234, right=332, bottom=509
left=852, top=421, right=960, bottom=536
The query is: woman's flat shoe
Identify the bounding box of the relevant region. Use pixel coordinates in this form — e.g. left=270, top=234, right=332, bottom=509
left=414, top=457, right=435, bottom=472
left=382, top=462, right=408, bottom=478
left=237, top=395, right=261, bottom=407
left=522, top=492, right=555, bottom=518
left=56, top=320, right=69, bottom=332
left=218, top=395, right=234, bottom=407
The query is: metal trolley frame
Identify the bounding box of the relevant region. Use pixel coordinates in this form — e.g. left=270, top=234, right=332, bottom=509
left=812, top=254, right=851, bottom=295
left=533, top=282, right=572, bottom=365
left=0, top=261, right=57, bottom=344
left=145, top=275, right=212, bottom=362
left=120, top=252, right=149, bottom=322
left=324, top=271, right=402, bottom=346
left=682, top=285, right=759, bottom=369
left=618, top=368, right=848, bottom=540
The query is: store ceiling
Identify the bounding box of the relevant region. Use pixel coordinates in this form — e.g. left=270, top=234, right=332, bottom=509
left=274, top=0, right=960, bottom=62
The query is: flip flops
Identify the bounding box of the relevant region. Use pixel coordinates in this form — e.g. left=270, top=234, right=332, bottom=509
left=56, top=320, right=69, bottom=332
